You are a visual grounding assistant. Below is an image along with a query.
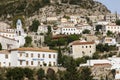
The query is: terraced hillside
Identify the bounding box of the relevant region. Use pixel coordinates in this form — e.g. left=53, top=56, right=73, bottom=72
left=0, top=0, right=110, bottom=17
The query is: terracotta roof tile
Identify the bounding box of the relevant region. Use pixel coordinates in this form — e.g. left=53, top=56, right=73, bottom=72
left=72, top=41, right=95, bottom=45
left=0, top=50, right=10, bottom=54
left=10, top=47, right=57, bottom=53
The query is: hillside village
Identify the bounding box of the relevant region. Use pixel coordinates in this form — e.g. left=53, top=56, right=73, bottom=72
left=0, top=0, right=120, bottom=80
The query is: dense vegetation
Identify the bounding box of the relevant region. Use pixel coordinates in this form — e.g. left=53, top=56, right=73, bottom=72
left=0, top=0, right=109, bottom=17
left=116, top=19, right=120, bottom=25
left=0, top=0, right=50, bottom=16
left=0, top=59, right=93, bottom=80
left=61, top=0, right=95, bottom=9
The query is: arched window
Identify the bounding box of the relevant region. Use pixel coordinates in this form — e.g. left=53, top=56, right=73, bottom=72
left=19, top=31, right=21, bottom=36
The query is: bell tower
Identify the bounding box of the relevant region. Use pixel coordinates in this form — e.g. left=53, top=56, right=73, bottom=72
left=16, top=19, right=23, bottom=36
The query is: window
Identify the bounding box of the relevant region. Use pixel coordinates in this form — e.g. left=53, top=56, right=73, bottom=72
left=20, top=53, right=22, bottom=57
left=49, top=54, right=51, bottom=58
left=82, top=51, right=85, bottom=56
left=53, top=54, right=55, bottom=58
left=53, top=62, right=56, bottom=66
left=26, top=61, right=28, bottom=65
left=5, top=54, right=8, bottom=59
left=82, top=46, right=84, bottom=48
left=31, top=53, right=33, bottom=57
left=49, top=62, right=51, bottom=66
left=90, top=46, right=91, bottom=48
left=90, top=51, right=91, bottom=53
left=26, top=53, right=28, bottom=57
left=38, top=61, right=40, bottom=65
left=38, top=54, right=40, bottom=58
left=20, top=61, right=22, bottom=65
left=43, top=54, right=45, bottom=58
left=9, top=62, right=11, bottom=66
left=31, top=61, right=33, bottom=65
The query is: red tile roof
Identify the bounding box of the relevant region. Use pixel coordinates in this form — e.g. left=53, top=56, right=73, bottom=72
left=72, top=40, right=95, bottom=45
left=10, top=47, right=57, bottom=53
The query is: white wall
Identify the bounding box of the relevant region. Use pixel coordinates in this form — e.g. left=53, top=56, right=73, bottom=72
left=10, top=50, right=58, bottom=67
left=0, top=53, right=10, bottom=67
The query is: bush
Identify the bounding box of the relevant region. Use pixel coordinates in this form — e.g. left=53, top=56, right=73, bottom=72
left=37, top=68, right=45, bottom=80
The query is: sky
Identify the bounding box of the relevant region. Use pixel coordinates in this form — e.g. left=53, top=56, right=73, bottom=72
left=97, top=0, right=120, bottom=14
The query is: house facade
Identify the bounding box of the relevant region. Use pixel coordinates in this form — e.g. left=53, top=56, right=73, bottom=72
left=69, top=40, right=96, bottom=58
left=0, top=19, right=27, bottom=49
left=0, top=47, right=58, bottom=67
left=102, top=24, right=120, bottom=33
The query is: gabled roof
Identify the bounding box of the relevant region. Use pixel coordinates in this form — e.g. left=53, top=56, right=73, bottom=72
left=71, top=40, right=95, bottom=45
left=10, top=47, right=57, bottom=53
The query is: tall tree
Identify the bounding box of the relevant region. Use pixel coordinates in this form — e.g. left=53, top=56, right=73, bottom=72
left=37, top=68, right=45, bottom=80
left=64, top=57, right=79, bottom=80
left=46, top=68, right=57, bottom=80
left=23, top=68, right=34, bottom=80
left=0, top=43, right=2, bottom=50
left=29, top=19, right=40, bottom=32
left=24, top=36, right=32, bottom=47
left=6, top=67, right=24, bottom=80
left=79, top=67, right=93, bottom=80
left=67, top=34, right=79, bottom=43
left=57, top=46, right=62, bottom=66
left=115, top=19, right=120, bottom=25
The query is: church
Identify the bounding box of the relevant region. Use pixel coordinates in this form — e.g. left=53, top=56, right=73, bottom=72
left=0, top=19, right=27, bottom=50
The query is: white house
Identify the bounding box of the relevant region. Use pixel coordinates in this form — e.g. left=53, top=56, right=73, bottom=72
left=69, top=40, right=96, bottom=58
left=105, top=13, right=119, bottom=22
left=61, top=26, right=81, bottom=35
left=101, top=37, right=117, bottom=45
left=77, top=24, right=92, bottom=31
left=52, top=27, right=61, bottom=36
left=47, top=17, right=58, bottom=22
left=80, top=57, right=120, bottom=80
left=0, top=19, right=27, bottom=49
left=0, top=47, right=58, bottom=67
left=96, top=21, right=109, bottom=25
left=28, top=32, right=45, bottom=47
left=0, top=50, right=11, bottom=67
left=0, top=22, right=10, bottom=31
left=0, top=35, right=19, bottom=49
left=102, top=24, right=120, bottom=33
left=37, top=24, right=48, bottom=34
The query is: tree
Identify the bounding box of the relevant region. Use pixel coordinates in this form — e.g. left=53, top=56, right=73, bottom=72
left=104, top=44, right=109, bottom=52
left=57, top=38, right=66, bottom=46
left=111, top=69, right=116, bottom=79
left=79, top=67, right=93, bottom=80
left=95, top=31, right=101, bottom=36
left=115, top=19, right=120, bottom=25
left=96, top=44, right=104, bottom=52
left=64, top=57, right=79, bottom=80
left=92, top=52, right=100, bottom=59
left=82, top=29, right=90, bottom=34
left=57, top=46, right=63, bottom=66
left=6, top=67, right=24, bottom=80
left=23, top=68, right=34, bottom=80
left=63, top=15, right=70, bottom=19
left=75, top=56, right=91, bottom=66
left=24, top=36, right=32, bottom=47
left=46, top=68, right=57, bottom=80
left=0, top=74, right=4, bottom=80
left=107, top=30, right=113, bottom=36
left=95, top=25, right=103, bottom=31
left=67, top=34, right=79, bottom=43
left=0, top=43, right=2, bottom=50
left=37, top=68, right=45, bottom=80
left=29, top=20, right=40, bottom=32
left=47, top=25, right=51, bottom=35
